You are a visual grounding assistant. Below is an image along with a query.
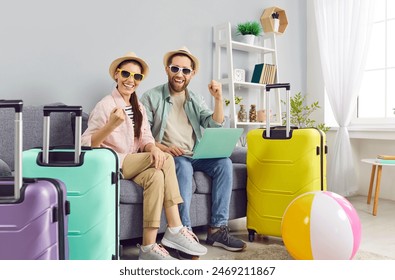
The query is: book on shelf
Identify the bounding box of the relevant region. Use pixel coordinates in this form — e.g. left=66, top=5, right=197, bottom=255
left=375, top=159, right=395, bottom=164
left=269, top=64, right=277, bottom=84
left=260, top=64, right=269, bottom=84
left=377, top=154, right=395, bottom=160
left=251, top=63, right=277, bottom=84
left=375, top=154, right=395, bottom=164
left=259, top=64, right=277, bottom=84
left=251, top=63, right=264, bottom=83
left=259, top=64, right=268, bottom=84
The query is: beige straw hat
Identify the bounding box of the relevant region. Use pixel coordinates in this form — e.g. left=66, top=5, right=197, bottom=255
left=109, top=52, right=149, bottom=80
left=163, top=46, right=200, bottom=73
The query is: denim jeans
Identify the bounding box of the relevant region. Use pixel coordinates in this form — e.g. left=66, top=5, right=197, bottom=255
left=174, top=156, right=233, bottom=229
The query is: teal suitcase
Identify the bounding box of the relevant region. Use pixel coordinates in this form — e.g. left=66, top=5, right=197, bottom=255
left=22, top=105, right=120, bottom=260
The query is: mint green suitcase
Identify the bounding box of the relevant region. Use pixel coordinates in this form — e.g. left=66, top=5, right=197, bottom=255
left=22, top=105, right=120, bottom=260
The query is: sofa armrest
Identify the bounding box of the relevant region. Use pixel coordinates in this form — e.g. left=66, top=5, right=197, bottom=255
left=0, top=159, right=12, bottom=176
left=71, top=111, right=89, bottom=138
left=229, top=146, right=247, bottom=164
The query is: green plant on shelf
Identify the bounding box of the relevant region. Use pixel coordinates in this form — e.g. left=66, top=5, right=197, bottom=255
left=236, top=21, right=262, bottom=36
left=225, top=96, right=243, bottom=106
left=281, top=92, right=330, bottom=133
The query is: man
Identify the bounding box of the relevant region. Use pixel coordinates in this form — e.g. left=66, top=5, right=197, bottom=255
left=140, top=46, right=246, bottom=252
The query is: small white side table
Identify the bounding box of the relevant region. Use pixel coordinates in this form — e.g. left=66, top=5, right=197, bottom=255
left=361, top=158, right=393, bottom=216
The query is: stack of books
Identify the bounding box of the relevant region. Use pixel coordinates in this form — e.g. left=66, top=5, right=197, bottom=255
left=250, top=63, right=277, bottom=84
left=376, top=155, right=395, bottom=164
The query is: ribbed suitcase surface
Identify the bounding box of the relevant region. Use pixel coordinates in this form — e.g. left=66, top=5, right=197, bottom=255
left=21, top=105, right=119, bottom=260
left=22, top=147, right=119, bottom=260
left=246, top=128, right=327, bottom=239
left=0, top=100, right=69, bottom=260
left=0, top=179, right=69, bottom=260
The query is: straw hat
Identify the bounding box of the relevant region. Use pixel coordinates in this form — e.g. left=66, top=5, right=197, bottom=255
left=163, top=46, right=200, bottom=73
left=109, top=52, right=149, bottom=80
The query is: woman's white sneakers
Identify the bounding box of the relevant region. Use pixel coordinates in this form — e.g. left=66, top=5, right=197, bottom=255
left=161, top=226, right=208, bottom=256
left=138, top=243, right=177, bottom=260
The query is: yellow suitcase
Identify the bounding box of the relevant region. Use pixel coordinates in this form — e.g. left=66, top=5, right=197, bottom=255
left=246, top=83, right=327, bottom=241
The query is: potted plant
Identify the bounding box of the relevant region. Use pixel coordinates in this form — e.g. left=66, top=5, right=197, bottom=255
left=223, top=96, right=243, bottom=127
left=225, top=96, right=243, bottom=107
left=281, top=92, right=330, bottom=133
left=236, top=21, right=262, bottom=45
left=224, top=96, right=242, bottom=119
left=272, top=12, right=280, bottom=32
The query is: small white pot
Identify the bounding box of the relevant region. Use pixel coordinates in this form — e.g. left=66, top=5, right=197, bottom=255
left=273, top=18, right=280, bottom=32
left=239, top=34, right=255, bottom=45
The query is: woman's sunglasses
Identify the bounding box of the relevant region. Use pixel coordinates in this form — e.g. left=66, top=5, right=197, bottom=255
left=168, top=65, right=193, bottom=75
left=117, top=68, right=144, bottom=81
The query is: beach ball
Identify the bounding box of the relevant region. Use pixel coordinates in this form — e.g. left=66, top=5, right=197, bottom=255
left=281, top=191, right=361, bottom=260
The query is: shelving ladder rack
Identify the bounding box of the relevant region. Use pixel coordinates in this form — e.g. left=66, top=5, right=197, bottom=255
left=213, top=22, right=282, bottom=129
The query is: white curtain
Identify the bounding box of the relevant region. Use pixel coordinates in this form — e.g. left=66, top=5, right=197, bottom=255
left=313, top=0, right=373, bottom=196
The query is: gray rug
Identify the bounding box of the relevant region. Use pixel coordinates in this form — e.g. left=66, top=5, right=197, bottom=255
left=215, top=243, right=392, bottom=260
left=215, top=234, right=392, bottom=260
left=217, top=243, right=391, bottom=260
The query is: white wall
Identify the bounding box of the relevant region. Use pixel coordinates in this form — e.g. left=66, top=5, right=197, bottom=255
left=0, top=0, right=306, bottom=113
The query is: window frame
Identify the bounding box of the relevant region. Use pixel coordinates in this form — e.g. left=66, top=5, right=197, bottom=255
left=351, top=0, right=395, bottom=125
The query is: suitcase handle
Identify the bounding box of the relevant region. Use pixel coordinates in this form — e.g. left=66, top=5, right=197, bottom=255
left=0, top=99, right=23, bottom=112
left=265, top=83, right=291, bottom=138
left=265, top=83, right=291, bottom=91
left=0, top=100, right=23, bottom=200
left=43, top=105, right=82, bottom=116
left=42, top=105, right=83, bottom=164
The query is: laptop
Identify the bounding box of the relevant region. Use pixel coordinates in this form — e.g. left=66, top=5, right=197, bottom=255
left=191, top=128, right=243, bottom=159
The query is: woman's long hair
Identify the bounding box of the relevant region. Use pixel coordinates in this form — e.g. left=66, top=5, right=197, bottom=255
left=117, top=60, right=143, bottom=139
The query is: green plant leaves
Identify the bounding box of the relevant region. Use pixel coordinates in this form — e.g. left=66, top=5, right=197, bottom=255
left=236, top=21, right=262, bottom=36
left=224, top=96, right=243, bottom=106
left=281, top=92, right=330, bottom=133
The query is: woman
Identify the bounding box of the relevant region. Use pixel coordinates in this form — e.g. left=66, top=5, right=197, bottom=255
left=81, top=52, right=207, bottom=260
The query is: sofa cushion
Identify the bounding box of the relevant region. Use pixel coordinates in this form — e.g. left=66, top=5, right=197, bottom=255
left=229, top=146, right=247, bottom=164
left=120, top=179, right=143, bottom=204
left=0, top=103, right=74, bottom=169
left=0, top=159, right=12, bottom=176
left=71, top=111, right=89, bottom=139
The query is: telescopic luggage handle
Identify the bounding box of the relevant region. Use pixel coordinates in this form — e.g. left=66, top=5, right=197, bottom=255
left=265, top=83, right=291, bottom=138
left=0, top=100, right=23, bottom=200
left=42, top=105, right=83, bottom=164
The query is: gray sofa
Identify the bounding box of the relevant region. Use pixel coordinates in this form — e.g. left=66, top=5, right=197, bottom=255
left=0, top=103, right=247, bottom=243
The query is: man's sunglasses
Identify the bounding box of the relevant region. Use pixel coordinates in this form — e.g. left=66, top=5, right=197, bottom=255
left=117, top=68, right=144, bottom=81
left=168, top=65, right=193, bottom=75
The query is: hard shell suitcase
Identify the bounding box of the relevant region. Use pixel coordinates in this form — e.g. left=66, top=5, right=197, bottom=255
left=0, top=100, right=69, bottom=260
left=22, top=105, right=120, bottom=260
left=246, top=84, right=327, bottom=241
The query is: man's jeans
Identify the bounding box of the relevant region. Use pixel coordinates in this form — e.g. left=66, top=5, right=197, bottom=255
left=174, top=156, right=232, bottom=229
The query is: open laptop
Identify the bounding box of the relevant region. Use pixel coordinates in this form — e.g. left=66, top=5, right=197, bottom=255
left=191, top=128, right=243, bottom=159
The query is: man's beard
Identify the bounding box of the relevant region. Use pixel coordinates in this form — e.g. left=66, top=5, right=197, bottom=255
left=168, top=76, right=190, bottom=93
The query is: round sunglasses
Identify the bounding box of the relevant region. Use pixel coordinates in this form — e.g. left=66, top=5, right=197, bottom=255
left=117, top=68, right=144, bottom=81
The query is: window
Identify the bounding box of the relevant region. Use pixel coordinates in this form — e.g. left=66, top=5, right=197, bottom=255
left=357, top=0, right=395, bottom=120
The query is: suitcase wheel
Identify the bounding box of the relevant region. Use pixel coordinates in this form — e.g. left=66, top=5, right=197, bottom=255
left=248, top=229, right=255, bottom=242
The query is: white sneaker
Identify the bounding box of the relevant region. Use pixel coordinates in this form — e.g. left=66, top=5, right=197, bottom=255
left=161, top=227, right=208, bottom=256
left=138, top=243, right=177, bottom=260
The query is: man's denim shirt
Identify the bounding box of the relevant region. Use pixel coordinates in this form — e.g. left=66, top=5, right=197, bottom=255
left=140, top=83, right=223, bottom=148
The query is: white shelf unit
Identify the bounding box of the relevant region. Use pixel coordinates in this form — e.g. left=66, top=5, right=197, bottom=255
left=213, top=22, right=282, bottom=130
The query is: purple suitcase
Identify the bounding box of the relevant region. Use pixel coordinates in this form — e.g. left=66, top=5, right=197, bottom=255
left=0, top=100, right=69, bottom=260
